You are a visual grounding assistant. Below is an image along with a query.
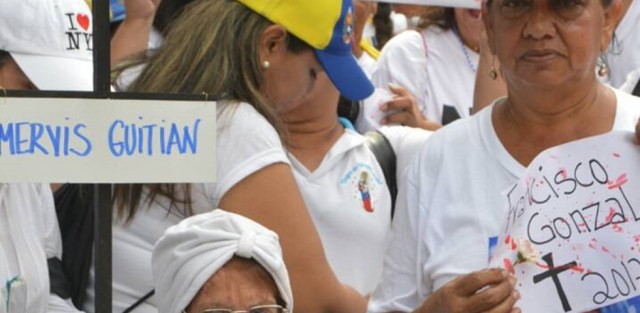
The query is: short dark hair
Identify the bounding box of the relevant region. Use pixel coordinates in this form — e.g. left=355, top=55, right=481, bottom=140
left=417, top=7, right=456, bottom=31
left=0, top=50, right=11, bottom=67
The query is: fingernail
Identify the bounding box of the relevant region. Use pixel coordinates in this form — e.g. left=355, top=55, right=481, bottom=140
left=513, top=290, right=520, bottom=300
left=379, top=103, right=387, bottom=110
left=501, top=270, right=509, bottom=278
left=388, top=82, right=400, bottom=89
left=508, top=276, right=516, bottom=287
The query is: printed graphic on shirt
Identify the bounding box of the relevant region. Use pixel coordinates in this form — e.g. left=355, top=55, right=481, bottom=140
left=64, top=12, right=93, bottom=51
left=339, top=162, right=384, bottom=214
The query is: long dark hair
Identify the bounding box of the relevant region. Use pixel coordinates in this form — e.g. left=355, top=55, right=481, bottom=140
left=112, top=0, right=311, bottom=222
left=373, top=3, right=393, bottom=49
left=416, top=7, right=456, bottom=31
left=0, top=50, right=11, bottom=66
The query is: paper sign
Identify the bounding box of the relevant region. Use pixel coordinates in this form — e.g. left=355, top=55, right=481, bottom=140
left=0, top=98, right=216, bottom=183
left=380, top=0, right=481, bottom=9
left=490, top=131, right=640, bottom=313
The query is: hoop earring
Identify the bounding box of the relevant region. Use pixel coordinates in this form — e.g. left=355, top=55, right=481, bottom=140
left=488, top=56, right=498, bottom=80
left=262, top=60, right=270, bottom=69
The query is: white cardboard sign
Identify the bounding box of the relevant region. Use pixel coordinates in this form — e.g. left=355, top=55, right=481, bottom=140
left=490, top=132, right=640, bottom=313
left=380, top=0, right=481, bottom=9
left=0, top=98, right=217, bottom=183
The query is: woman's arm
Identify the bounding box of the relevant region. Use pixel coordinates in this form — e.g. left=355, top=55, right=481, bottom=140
left=219, top=163, right=367, bottom=313
left=110, top=0, right=161, bottom=66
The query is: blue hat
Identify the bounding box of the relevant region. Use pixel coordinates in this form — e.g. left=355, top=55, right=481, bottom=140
left=110, top=0, right=126, bottom=23
left=315, top=0, right=374, bottom=101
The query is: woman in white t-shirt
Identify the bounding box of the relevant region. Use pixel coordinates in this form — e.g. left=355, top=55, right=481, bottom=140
left=369, top=0, right=640, bottom=312
left=281, top=71, right=431, bottom=296
left=87, top=0, right=375, bottom=312
left=373, top=6, right=483, bottom=128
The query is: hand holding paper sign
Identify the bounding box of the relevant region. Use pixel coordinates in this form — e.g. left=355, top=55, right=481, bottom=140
left=417, top=268, right=520, bottom=313
left=490, top=131, right=640, bottom=313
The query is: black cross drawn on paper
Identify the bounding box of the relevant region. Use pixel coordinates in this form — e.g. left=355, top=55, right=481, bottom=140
left=532, top=252, right=577, bottom=312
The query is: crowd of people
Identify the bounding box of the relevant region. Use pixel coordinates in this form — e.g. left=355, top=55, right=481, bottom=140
left=1, top=0, right=640, bottom=312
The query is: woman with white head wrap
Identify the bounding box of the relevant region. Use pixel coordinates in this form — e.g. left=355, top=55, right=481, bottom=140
left=152, top=209, right=292, bottom=313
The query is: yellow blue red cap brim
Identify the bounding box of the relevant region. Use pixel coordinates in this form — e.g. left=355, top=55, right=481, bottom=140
left=316, top=49, right=374, bottom=101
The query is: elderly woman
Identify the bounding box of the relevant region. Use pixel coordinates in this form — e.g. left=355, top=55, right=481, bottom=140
left=368, top=0, right=640, bottom=313
left=153, top=210, right=292, bottom=313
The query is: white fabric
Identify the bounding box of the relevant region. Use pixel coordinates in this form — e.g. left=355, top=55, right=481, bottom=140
left=0, top=0, right=93, bottom=91
left=367, top=88, right=640, bottom=312
left=152, top=209, right=292, bottom=313
left=289, top=126, right=430, bottom=295
left=620, top=67, right=640, bottom=94
left=0, top=183, right=81, bottom=313
left=83, top=102, right=290, bottom=313
left=358, top=52, right=377, bottom=80
left=373, top=27, right=478, bottom=126
left=390, top=11, right=408, bottom=35
left=605, top=0, right=640, bottom=88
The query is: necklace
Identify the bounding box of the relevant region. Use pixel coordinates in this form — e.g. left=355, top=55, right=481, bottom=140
left=452, top=25, right=477, bottom=73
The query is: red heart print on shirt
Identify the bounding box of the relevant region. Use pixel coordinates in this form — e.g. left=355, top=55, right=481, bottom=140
left=76, top=14, right=90, bottom=31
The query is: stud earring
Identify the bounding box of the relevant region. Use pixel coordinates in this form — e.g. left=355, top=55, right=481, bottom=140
left=262, top=60, right=270, bottom=69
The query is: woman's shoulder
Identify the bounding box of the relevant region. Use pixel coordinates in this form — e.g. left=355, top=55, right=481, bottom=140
left=217, top=101, right=281, bottom=143
left=379, top=29, right=426, bottom=59
left=613, top=88, right=640, bottom=131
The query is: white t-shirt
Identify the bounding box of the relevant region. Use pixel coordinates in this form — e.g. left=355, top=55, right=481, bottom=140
left=605, top=0, right=640, bottom=88
left=289, top=126, right=430, bottom=295
left=0, top=183, right=80, bottom=313
left=621, top=67, right=640, bottom=94
left=367, top=89, right=640, bottom=312
left=373, top=27, right=478, bottom=126
left=83, top=102, right=289, bottom=313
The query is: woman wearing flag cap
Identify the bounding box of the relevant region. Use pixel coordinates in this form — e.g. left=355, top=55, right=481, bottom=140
left=101, top=0, right=374, bottom=312
left=0, top=0, right=93, bottom=311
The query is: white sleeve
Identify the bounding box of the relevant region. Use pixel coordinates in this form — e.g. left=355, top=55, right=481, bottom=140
left=48, top=295, right=84, bottom=313
left=208, top=103, right=290, bottom=205
left=372, top=30, right=429, bottom=115
left=368, top=149, right=433, bottom=312
left=36, top=184, right=83, bottom=312
left=37, top=184, right=62, bottom=259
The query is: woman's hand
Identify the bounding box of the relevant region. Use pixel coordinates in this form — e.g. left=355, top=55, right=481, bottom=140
left=111, top=0, right=162, bottom=65
left=381, top=83, right=442, bottom=131
left=123, top=0, right=162, bottom=20
left=418, top=269, right=520, bottom=313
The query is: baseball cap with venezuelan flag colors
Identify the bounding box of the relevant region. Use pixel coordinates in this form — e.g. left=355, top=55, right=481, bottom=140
left=235, top=0, right=374, bottom=101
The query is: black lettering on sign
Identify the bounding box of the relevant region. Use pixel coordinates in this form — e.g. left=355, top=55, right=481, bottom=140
left=582, top=257, right=640, bottom=305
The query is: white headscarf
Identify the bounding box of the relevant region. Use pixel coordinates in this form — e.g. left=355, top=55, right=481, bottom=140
left=152, top=209, right=292, bottom=313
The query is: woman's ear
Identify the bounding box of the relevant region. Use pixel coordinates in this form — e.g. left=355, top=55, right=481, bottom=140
left=600, top=0, right=622, bottom=51
left=482, top=1, right=497, bottom=55
left=259, top=25, right=289, bottom=65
